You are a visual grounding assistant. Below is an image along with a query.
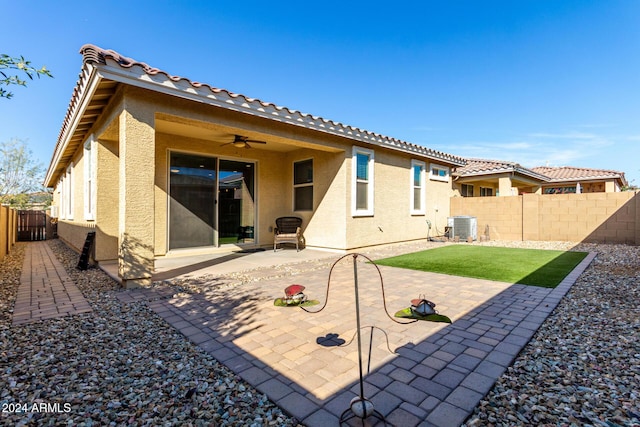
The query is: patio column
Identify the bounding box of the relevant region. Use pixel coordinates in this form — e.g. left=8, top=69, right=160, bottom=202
left=118, top=98, right=155, bottom=288
left=94, top=137, right=119, bottom=262
left=498, top=176, right=513, bottom=197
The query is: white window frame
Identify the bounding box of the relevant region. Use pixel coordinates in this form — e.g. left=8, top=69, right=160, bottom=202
left=65, top=163, right=74, bottom=220
left=351, top=146, right=375, bottom=217
left=429, top=163, right=450, bottom=182
left=410, top=160, right=426, bottom=215
left=83, top=136, right=97, bottom=220
left=58, top=177, right=65, bottom=220
left=293, top=158, right=314, bottom=212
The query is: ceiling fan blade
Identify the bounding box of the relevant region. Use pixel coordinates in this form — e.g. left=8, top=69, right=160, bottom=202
left=245, top=139, right=267, bottom=144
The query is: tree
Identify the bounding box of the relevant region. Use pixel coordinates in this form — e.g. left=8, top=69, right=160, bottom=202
left=1, top=54, right=53, bottom=99
left=0, top=138, right=50, bottom=208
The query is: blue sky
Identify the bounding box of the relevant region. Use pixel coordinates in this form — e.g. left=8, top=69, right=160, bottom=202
left=2, top=0, right=639, bottom=187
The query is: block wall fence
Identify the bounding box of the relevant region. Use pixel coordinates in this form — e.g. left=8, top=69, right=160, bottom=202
left=451, top=191, right=640, bottom=245
left=0, top=206, right=17, bottom=262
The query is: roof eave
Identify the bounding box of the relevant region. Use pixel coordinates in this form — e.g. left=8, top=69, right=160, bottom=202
left=454, top=167, right=549, bottom=182
left=44, top=63, right=102, bottom=187
left=99, top=62, right=466, bottom=165
left=75, top=44, right=466, bottom=166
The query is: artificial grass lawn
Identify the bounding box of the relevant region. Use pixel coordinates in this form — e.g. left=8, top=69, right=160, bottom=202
left=375, top=245, right=588, bottom=288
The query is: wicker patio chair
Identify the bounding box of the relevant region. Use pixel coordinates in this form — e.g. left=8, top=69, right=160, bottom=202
left=274, top=217, right=303, bottom=252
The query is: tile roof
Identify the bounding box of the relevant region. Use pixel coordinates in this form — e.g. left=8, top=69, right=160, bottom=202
left=453, top=158, right=549, bottom=181
left=454, top=160, right=628, bottom=187
left=531, top=166, right=627, bottom=185
left=52, top=44, right=465, bottom=173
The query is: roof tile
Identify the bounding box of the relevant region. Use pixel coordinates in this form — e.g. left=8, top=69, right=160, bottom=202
left=75, top=44, right=466, bottom=166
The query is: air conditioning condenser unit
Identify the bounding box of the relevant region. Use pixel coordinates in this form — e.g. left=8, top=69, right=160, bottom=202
left=447, top=216, right=478, bottom=241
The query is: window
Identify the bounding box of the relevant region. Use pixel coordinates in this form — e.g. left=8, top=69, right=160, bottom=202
left=410, top=160, right=426, bottom=214
left=64, top=163, right=74, bottom=220
left=480, top=187, right=493, bottom=197
left=84, top=136, right=96, bottom=220
left=544, top=186, right=576, bottom=194
left=293, top=159, right=313, bottom=211
left=461, top=184, right=474, bottom=197
left=58, top=176, right=65, bottom=220
left=430, top=164, right=449, bottom=182
left=352, top=147, right=374, bottom=216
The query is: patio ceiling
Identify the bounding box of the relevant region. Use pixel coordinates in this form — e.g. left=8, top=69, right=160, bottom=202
left=155, top=115, right=344, bottom=153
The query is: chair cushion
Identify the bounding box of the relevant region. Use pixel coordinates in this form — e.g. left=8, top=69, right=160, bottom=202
left=275, top=233, right=298, bottom=239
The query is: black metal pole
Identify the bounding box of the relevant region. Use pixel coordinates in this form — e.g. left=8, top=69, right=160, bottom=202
left=352, top=254, right=366, bottom=413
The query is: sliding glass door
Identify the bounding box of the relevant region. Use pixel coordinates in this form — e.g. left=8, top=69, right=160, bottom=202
left=218, top=160, right=256, bottom=245
left=169, top=153, right=217, bottom=249
left=169, top=153, right=255, bottom=250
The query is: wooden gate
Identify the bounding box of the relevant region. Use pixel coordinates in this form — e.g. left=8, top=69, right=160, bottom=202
left=17, top=210, right=47, bottom=241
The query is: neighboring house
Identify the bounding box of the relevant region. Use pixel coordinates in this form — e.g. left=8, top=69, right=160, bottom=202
left=44, top=45, right=465, bottom=287
left=531, top=166, right=627, bottom=194
left=453, top=159, right=627, bottom=197
left=452, top=159, right=549, bottom=197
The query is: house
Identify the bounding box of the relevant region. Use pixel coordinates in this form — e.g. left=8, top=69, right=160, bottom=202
left=531, top=166, right=627, bottom=194
left=44, top=45, right=465, bottom=287
left=452, top=159, right=549, bottom=197
left=453, top=159, right=627, bottom=197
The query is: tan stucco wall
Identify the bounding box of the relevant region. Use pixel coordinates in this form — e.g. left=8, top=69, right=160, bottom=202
left=51, top=84, right=461, bottom=287
left=117, top=97, right=156, bottom=286
left=153, top=138, right=350, bottom=253
left=344, top=149, right=455, bottom=249
left=56, top=221, right=96, bottom=254
left=284, top=148, right=348, bottom=250
left=154, top=132, right=300, bottom=254
left=451, top=192, right=640, bottom=244
left=50, top=140, right=97, bottom=253
left=94, top=138, right=119, bottom=261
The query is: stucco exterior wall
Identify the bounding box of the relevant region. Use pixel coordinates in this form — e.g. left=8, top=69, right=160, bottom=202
left=52, top=139, right=96, bottom=253
left=154, top=132, right=295, bottom=254
left=56, top=221, right=96, bottom=254
left=51, top=84, right=462, bottom=284
left=344, top=148, right=455, bottom=249
left=284, top=148, right=348, bottom=250
left=94, top=138, right=119, bottom=261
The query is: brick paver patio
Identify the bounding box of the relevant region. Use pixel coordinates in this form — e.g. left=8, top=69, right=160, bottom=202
left=119, top=250, right=595, bottom=427
left=12, top=241, right=92, bottom=325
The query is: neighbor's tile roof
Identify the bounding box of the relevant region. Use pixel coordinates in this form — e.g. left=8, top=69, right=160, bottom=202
left=453, top=158, right=549, bottom=181
left=454, top=159, right=628, bottom=187
left=531, top=166, right=627, bottom=184
left=47, top=44, right=465, bottom=186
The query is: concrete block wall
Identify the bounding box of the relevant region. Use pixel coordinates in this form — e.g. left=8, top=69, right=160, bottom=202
left=451, top=191, right=639, bottom=245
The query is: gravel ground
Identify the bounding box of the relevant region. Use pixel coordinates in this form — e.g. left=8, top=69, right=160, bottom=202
left=463, top=242, right=640, bottom=427
left=1, top=239, right=639, bottom=426
left=0, top=240, right=302, bottom=427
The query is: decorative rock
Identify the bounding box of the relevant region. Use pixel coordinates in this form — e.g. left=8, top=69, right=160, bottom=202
left=463, top=241, right=640, bottom=427
left=0, top=241, right=302, bottom=426
left=350, top=397, right=375, bottom=418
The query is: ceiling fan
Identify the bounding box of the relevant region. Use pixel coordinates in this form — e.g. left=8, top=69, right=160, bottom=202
left=220, top=134, right=267, bottom=149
